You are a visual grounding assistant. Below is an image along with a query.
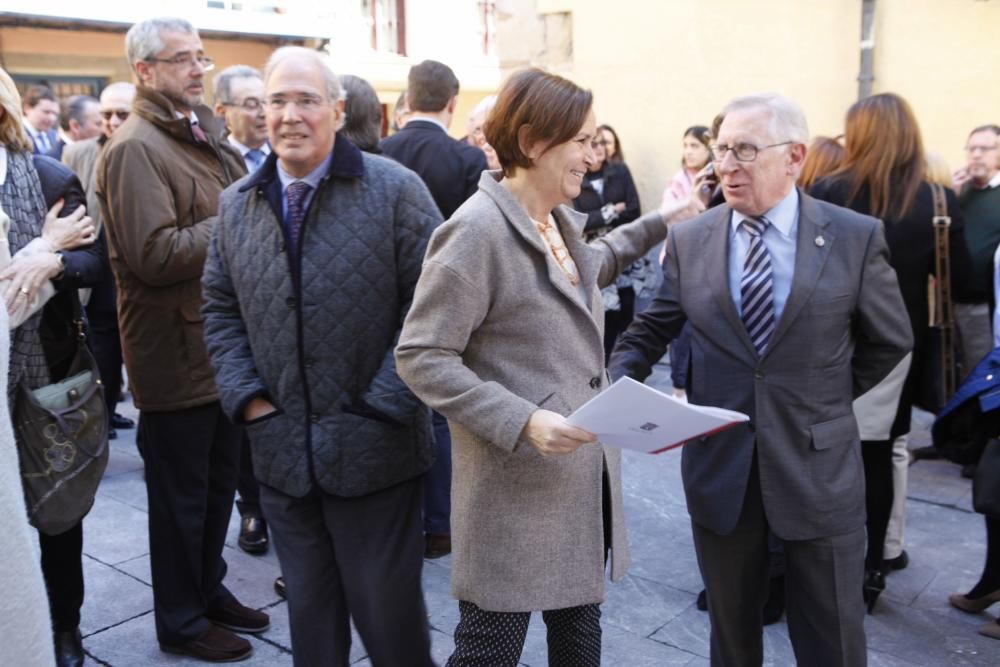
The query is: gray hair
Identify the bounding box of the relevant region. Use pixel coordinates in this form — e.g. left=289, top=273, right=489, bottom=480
left=125, top=17, right=198, bottom=73
left=60, top=94, right=99, bottom=131
left=722, top=93, right=809, bottom=145
left=471, top=94, right=497, bottom=118
left=263, top=46, right=344, bottom=102
left=213, top=64, right=262, bottom=105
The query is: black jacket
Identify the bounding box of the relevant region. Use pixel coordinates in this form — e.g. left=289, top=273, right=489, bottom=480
left=810, top=176, right=972, bottom=436
left=572, top=161, right=641, bottom=237
left=31, top=155, right=107, bottom=378
left=379, top=119, right=488, bottom=219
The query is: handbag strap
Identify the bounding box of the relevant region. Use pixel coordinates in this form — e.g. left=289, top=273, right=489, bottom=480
left=930, top=182, right=957, bottom=399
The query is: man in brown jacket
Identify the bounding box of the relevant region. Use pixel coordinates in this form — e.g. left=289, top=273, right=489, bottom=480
left=96, top=17, right=265, bottom=663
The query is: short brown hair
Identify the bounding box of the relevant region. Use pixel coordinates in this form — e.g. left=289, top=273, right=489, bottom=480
left=23, top=84, right=56, bottom=110
left=484, top=68, right=593, bottom=177
left=407, top=60, right=459, bottom=112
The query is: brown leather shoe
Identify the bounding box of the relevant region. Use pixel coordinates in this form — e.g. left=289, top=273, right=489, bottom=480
left=979, top=620, right=1000, bottom=640
left=425, top=533, right=451, bottom=559
left=160, top=625, right=252, bottom=662
left=948, top=589, right=1000, bottom=613
left=207, top=598, right=270, bottom=634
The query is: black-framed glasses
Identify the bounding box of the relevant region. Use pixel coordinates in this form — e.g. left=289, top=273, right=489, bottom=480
left=222, top=98, right=263, bottom=112
left=101, top=109, right=130, bottom=121
left=711, top=141, right=793, bottom=162
left=146, top=53, right=215, bottom=71
left=266, top=94, right=326, bottom=112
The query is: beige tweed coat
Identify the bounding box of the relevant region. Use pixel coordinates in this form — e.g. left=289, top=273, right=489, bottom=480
left=396, top=170, right=667, bottom=612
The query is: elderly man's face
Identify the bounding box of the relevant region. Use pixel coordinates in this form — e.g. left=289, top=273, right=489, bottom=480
left=223, top=76, right=268, bottom=149
left=966, top=129, right=1000, bottom=183
left=100, top=87, right=135, bottom=138
left=141, top=29, right=208, bottom=112
left=72, top=100, right=104, bottom=141
left=25, top=99, right=59, bottom=132
left=265, top=56, right=343, bottom=178
left=715, top=106, right=803, bottom=217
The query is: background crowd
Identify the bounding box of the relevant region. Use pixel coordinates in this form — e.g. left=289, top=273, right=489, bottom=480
left=0, top=13, right=999, bottom=667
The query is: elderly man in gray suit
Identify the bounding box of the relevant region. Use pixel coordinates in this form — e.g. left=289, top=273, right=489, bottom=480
left=610, top=93, right=912, bottom=667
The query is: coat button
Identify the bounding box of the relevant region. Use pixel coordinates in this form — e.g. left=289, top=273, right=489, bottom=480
left=286, top=296, right=296, bottom=308
left=754, top=371, right=764, bottom=380
left=304, top=357, right=314, bottom=369
left=310, top=413, right=320, bottom=423
left=589, top=376, right=601, bottom=389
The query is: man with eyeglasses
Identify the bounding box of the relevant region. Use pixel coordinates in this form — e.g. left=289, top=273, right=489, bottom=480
left=611, top=93, right=910, bottom=667
left=952, top=125, right=1000, bottom=378
left=202, top=46, right=441, bottom=666
left=96, top=17, right=262, bottom=663
left=63, top=82, right=137, bottom=445
left=213, top=65, right=270, bottom=175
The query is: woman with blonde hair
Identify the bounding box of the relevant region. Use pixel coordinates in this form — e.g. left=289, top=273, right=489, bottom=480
left=811, top=92, right=972, bottom=611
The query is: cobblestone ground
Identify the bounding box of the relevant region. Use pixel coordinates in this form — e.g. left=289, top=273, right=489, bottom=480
left=78, top=369, right=999, bottom=665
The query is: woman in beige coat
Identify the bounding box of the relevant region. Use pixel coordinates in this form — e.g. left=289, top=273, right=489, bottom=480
left=396, top=69, right=703, bottom=665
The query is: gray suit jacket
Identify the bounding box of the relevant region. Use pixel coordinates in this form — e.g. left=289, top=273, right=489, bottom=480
left=610, top=191, right=912, bottom=540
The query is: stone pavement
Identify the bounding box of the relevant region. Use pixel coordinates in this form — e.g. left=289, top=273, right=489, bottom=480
left=78, top=374, right=1000, bottom=666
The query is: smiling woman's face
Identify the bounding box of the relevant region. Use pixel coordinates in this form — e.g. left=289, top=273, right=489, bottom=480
left=528, top=108, right=598, bottom=203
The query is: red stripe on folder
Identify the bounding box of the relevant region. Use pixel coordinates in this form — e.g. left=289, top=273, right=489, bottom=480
left=649, top=421, right=745, bottom=454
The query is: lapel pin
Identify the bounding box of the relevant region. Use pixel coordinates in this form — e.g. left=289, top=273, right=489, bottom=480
left=815, top=235, right=825, bottom=247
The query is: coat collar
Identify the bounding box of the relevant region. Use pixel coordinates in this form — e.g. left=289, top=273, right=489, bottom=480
left=239, top=132, right=364, bottom=194
left=477, top=170, right=599, bottom=319
left=132, top=85, right=224, bottom=145
left=704, top=188, right=834, bottom=361
left=399, top=118, right=448, bottom=134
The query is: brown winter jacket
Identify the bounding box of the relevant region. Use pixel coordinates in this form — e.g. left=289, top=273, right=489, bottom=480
left=96, top=86, right=246, bottom=411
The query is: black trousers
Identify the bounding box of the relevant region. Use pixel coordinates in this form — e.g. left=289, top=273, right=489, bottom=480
left=86, top=310, right=122, bottom=422
left=447, top=601, right=602, bottom=667
left=861, top=439, right=894, bottom=571
left=235, top=433, right=261, bottom=516
left=38, top=521, right=84, bottom=632
left=139, top=402, right=241, bottom=645
left=260, top=476, right=432, bottom=667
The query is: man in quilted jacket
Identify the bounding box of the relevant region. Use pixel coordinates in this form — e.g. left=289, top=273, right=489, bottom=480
left=202, top=47, right=442, bottom=666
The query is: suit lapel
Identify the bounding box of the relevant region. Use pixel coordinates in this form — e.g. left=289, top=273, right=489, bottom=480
left=478, top=173, right=599, bottom=321
left=705, top=206, right=759, bottom=359
left=762, top=192, right=834, bottom=359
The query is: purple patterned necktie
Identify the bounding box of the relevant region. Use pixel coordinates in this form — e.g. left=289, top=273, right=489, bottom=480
left=740, top=216, right=775, bottom=356
left=285, top=181, right=312, bottom=254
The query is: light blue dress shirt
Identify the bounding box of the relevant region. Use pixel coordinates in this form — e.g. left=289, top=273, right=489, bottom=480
left=276, top=153, right=332, bottom=222
left=727, top=187, right=800, bottom=320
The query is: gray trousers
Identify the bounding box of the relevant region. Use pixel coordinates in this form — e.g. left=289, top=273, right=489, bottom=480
left=692, top=456, right=867, bottom=667
left=260, top=477, right=433, bottom=667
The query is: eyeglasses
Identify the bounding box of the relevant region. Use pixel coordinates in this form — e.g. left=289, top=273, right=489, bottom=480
left=101, top=109, right=130, bottom=121
left=145, top=53, right=215, bottom=71
left=222, top=98, right=263, bottom=112
left=266, top=94, right=327, bottom=112
left=710, top=141, right=793, bottom=162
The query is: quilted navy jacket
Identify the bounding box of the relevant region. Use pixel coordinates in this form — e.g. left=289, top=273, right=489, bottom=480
left=202, top=134, right=443, bottom=497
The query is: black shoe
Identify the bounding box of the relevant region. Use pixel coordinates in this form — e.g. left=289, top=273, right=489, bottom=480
left=238, top=515, right=269, bottom=555
left=763, top=575, right=785, bottom=625
left=160, top=625, right=252, bottom=662
left=885, top=550, right=909, bottom=572
left=911, top=445, right=942, bottom=461
left=696, top=589, right=708, bottom=611
left=962, top=463, right=977, bottom=479
left=206, top=597, right=270, bottom=634
left=54, top=628, right=84, bottom=667
left=111, top=412, right=135, bottom=429
left=863, top=570, right=886, bottom=614
left=274, top=576, right=286, bottom=599
left=108, top=427, right=118, bottom=440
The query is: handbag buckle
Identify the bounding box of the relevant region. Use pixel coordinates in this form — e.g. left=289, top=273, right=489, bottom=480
left=932, top=216, right=952, bottom=228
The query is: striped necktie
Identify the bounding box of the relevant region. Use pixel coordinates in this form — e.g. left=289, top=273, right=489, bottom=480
left=285, top=181, right=312, bottom=255
left=740, top=216, right=775, bottom=356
